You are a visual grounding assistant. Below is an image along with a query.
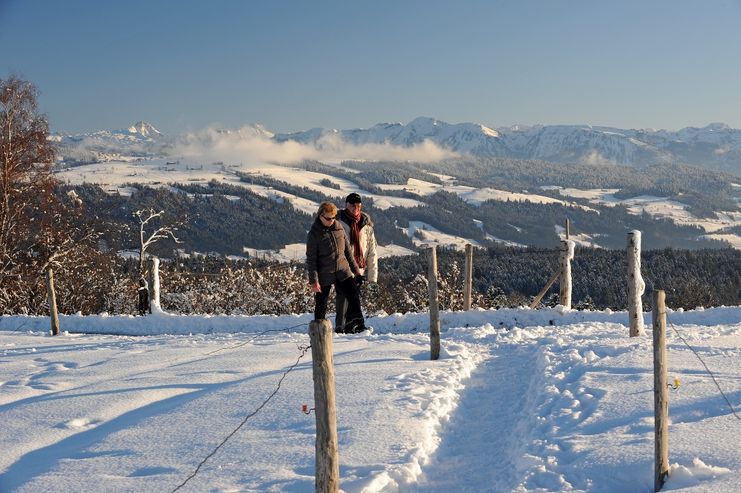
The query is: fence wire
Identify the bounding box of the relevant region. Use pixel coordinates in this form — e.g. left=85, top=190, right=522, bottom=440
left=170, top=342, right=312, bottom=492
left=205, top=321, right=310, bottom=355
left=667, top=315, right=740, bottom=421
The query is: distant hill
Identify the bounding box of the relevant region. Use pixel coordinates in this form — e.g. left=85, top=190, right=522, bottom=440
left=53, top=118, right=741, bottom=175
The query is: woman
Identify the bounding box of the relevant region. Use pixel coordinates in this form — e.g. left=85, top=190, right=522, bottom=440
left=306, top=201, right=367, bottom=334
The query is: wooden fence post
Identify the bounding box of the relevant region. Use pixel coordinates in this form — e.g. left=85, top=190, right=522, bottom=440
left=627, top=231, right=645, bottom=337
left=652, top=290, right=669, bottom=492
left=45, top=268, right=60, bottom=336
left=427, top=245, right=441, bottom=360
left=529, top=270, right=560, bottom=309
left=309, top=319, right=340, bottom=493
left=463, top=243, right=473, bottom=311
left=559, top=240, right=574, bottom=309
left=150, top=257, right=161, bottom=312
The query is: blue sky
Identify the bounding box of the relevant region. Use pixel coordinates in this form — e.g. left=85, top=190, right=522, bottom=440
left=2, top=0, right=741, bottom=134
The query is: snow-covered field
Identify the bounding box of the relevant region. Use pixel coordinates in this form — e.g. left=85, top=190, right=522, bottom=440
left=379, top=177, right=595, bottom=212
left=1, top=306, right=739, bottom=492
left=556, top=188, right=741, bottom=248
left=55, top=159, right=741, bottom=250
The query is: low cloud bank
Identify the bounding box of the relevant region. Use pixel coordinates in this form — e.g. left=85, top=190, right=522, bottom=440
left=174, top=125, right=459, bottom=165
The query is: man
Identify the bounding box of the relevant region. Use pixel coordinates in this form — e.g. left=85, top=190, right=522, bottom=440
left=336, top=192, right=378, bottom=333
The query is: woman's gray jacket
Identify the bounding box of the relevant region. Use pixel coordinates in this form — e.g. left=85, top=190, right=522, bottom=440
left=306, top=216, right=360, bottom=286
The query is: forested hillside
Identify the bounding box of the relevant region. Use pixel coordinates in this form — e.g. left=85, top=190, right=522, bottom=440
left=333, top=158, right=740, bottom=218
left=70, top=177, right=729, bottom=257
left=72, top=183, right=313, bottom=257
left=302, top=158, right=740, bottom=216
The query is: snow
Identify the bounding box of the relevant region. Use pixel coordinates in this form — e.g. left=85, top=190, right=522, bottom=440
left=405, top=221, right=482, bottom=251
left=379, top=179, right=594, bottom=211
left=54, top=158, right=740, bottom=251
left=627, top=231, right=646, bottom=336
left=57, top=161, right=423, bottom=212
left=703, top=233, right=741, bottom=249
left=556, top=188, right=741, bottom=241
left=239, top=166, right=423, bottom=211
left=1, top=306, right=739, bottom=492
left=128, top=122, right=161, bottom=138
left=462, top=188, right=585, bottom=209
left=57, top=118, right=741, bottom=172
left=243, top=243, right=307, bottom=263
left=376, top=244, right=417, bottom=259
left=474, top=219, right=528, bottom=248
left=554, top=224, right=603, bottom=249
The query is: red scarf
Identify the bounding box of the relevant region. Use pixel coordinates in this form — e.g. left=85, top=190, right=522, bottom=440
left=347, top=209, right=366, bottom=269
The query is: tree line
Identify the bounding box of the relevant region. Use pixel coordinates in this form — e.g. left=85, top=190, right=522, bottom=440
left=2, top=244, right=737, bottom=316
left=114, top=245, right=741, bottom=315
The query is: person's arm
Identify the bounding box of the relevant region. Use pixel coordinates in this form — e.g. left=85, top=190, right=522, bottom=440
left=366, top=225, right=378, bottom=283
left=343, top=231, right=360, bottom=276
left=306, top=231, right=321, bottom=292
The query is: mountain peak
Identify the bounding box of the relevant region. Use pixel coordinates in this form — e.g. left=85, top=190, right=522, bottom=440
left=478, top=123, right=499, bottom=138
left=704, top=122, right=731, bottom=131
left=128, top=121, right=161, bottom=138
left=409, top=116, right=440, bottom=125
left=406, top=116, right=442, bottom=132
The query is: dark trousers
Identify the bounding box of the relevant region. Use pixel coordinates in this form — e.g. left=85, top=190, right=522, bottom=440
left=315, top=277, right=364, bottom=332
left=335, top=279, right=362, bottom=331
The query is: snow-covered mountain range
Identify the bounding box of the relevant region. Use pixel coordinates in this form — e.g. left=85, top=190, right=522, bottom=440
left=54, top=118, right=741, bottom=175
left=52, top=121, right=169, bottom=162
left=276, top=117, right=741, bottom=174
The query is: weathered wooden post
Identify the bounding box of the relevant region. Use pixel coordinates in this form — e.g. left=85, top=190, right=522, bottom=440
left=427, top=245, right=441, bottom=360
left=627, top=231, right=645, bottom=337
left=309, top=319, right=340, bottom=492
left=559, top=240, right=574, bottom=309
left=463, top=243, right=473, bottom=311
left=652, top=290, right=669, bottom=492
left=150, top=257, right=161, bottom=312
left=45, top=268, right=60, bottom=336
left=529, top=270, right=561, bottom=309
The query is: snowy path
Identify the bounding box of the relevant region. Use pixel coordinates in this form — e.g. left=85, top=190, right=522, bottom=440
left=1, top=309, right=740, bottom=492
left=0, top=331, right=483, bottom=492
left=410, top=344, right=540, bottom=492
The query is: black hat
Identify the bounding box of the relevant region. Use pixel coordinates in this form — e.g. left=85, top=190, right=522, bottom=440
left=345, top=192, right=362, bottom=204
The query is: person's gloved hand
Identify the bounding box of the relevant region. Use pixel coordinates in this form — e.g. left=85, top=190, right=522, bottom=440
left=355, top=275, right=365, bottom=287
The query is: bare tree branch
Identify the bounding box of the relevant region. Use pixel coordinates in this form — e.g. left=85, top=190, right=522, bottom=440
left=134, top=208, right=183, bottom=276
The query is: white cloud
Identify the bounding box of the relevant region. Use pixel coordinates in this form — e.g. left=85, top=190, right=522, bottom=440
left=173, top=124, right=459, bottom=165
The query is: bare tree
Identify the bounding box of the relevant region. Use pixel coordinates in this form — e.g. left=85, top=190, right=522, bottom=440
left=134, top=208, right=182, bottom=277
left=1, top=76, right=57, bottom=314
left=0, top=76, right=56, bottom=277
left=1, top=77, right=108, bottom=319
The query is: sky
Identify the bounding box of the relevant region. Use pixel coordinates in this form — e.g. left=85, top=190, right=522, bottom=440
left=1, top=307, right=739, bottom=491
left=2, top=0, right=741, bottom=134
